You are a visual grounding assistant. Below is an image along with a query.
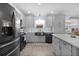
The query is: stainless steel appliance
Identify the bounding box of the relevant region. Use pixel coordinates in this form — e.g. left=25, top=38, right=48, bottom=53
left=2, top=26, right=14, bottom=36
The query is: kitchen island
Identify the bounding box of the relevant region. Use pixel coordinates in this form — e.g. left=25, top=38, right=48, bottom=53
left=52, top=34, right=79, bottom=56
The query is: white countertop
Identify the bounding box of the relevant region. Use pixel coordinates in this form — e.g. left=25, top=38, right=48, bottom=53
left=52, top=34, right=79, bottom=48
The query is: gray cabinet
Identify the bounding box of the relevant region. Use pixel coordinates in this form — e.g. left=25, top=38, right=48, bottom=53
left=26, top=33, right=45, bottom=43
left=71, top=46, right=79, bottom=56
left=53, top=35, right=79, bottom=56
left=25, top=14, right=34, bottom=32
left=53, top=13, right=65, bottom=34
left=53, top=36, right=60, bottom=56
left=46, top=15, right=53, bottom=27
left=26, top=15, right=34, bottom=27
left=60, top=40, right=71, bottom=56
left=45, top=15, right=53, bottom=31
left=53, top=35, right=72, bottom=56
left=71, top=46, right=78, bottom=56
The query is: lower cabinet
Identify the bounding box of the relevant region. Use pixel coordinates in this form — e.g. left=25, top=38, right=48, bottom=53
left=71, top=46, right=79, bottom=56
left=53, top=36, right=79, bottom=56
left=60, top=40, right=71, bottom=56
left=26, top=33, right=45, bottom=43
left=71, top=46, right=78, bottom=56
left=53, top=36, right=60, bottom=56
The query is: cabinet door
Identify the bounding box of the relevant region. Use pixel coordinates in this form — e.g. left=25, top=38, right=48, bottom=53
left=25, top=15, right=34, bottom=32
left=53, top=36, right=56, bottom=55
left=53, top=14, right=65, bottom=34
left=26, top=33, right=31, bottom=42
left=26, top=33, right=45, bottom=43
left=46, top=16, right=52, bottom=27
left=34, top=36, right=45, bottom=43
left=71, top=46, right=78, bottom=56
left=45, top=15, right=53, bottom=31
left=60, top=40, right=71, bottom=56
left=53, top=36, right=60, bottom=56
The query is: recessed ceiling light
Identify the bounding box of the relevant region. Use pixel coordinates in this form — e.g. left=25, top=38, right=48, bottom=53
left=37, top=3, right=41, bottom=5
left=50, top=11, right=54, bottom=13
left=27, top=11, right=31, bottom=13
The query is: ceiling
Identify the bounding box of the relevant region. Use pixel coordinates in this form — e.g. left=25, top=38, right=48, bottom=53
left=12, top=3, right=79, bottom=16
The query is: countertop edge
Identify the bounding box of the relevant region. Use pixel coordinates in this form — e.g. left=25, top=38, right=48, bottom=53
left=52, top=34, right=79, bottom=48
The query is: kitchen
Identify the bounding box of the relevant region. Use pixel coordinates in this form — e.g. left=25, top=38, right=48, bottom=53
left=0, top=3, right=79, bottom=56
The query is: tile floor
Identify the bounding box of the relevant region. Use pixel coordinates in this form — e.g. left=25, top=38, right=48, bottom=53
left=20, top=43, right=54, bottom=56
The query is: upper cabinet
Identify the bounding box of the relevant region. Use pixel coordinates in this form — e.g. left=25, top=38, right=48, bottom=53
left=45, top=14, right=53, bottom=27
left=45, top=13, right=65, bottom=34
left=53, top=13, right=65, bottom=34
left=24, top=14, right=35, bottom=32
left=45, top=14, right=53, bottom=32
